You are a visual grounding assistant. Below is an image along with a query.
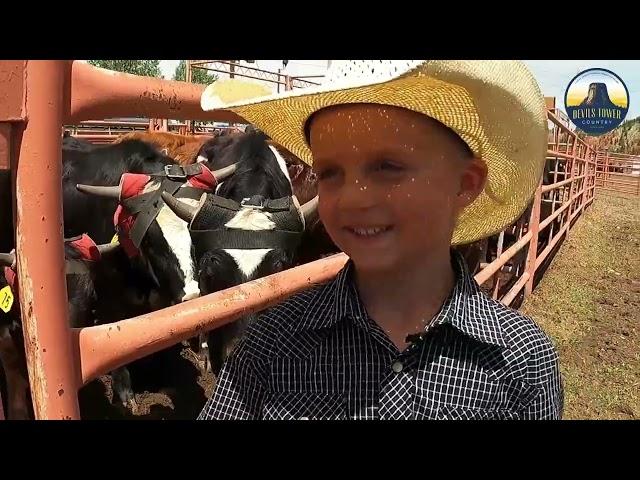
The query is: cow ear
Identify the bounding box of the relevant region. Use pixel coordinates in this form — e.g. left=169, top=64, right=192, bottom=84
left=299, top=195, right=319, bottom=230
left=287, top=163, right=304, bottom=182
left=292, top=195, right=320, bottom=231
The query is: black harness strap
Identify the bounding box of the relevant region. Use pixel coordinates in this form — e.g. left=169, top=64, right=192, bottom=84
left=206, top=195, right=293, bottom=213
left=121, top=179, right=206, bottom=250
left=148, top=163, right=207, bottom=181
left=191, top=228, right=303, bottom=255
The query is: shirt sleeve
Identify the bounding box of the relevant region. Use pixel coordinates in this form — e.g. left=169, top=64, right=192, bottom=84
left=197, top=342, right=266, bottom=420
left=518, top=341, right=564, bottom=420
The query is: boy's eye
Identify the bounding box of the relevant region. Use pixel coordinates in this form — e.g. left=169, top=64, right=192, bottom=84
left=373, top=160, right=405, bottom=173
left=316, top=167, right=340, bottom=181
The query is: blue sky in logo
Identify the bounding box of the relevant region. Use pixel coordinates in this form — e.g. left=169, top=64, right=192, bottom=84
left=158, top=60, right=640, bottom=121
left=523, top=61, right=637, bottom=120
left=565, top=70, right=628, bottom=108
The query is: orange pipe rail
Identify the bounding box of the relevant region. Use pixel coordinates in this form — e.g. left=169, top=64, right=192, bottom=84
left=547, top=150, right=578, bottom=161
left=73, top=253, right=349, bottom=384
left=15, top=61, right=80, bottom=420
left=474, top=230, right=534, bottom=286
left=541, top=175, right=586, bottom=193
left=65, top=62, right=245, bottom=124
left=502, top=272, right=531, bottom=307
left=525, top=179, right=542, bottom=296
left=539, top=198, right=571, bottom=232
left=535, top=202, right=583, bottom=271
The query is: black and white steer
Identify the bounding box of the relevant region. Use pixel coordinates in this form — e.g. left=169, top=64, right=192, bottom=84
left=162, top=130, right=319, bottom=374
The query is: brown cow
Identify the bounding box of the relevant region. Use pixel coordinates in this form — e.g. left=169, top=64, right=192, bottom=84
left=114, top=131, right=212, bottom=166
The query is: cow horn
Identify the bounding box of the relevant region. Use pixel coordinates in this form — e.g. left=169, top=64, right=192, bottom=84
left=212, top=162, right=238, bottom=182
left=96, top=242, right=121, bottom=256
left=0, top=251, right=16, bottom=267
left=161, top=191, right=197, bottom=223
left=300, top=195, right=319, bottom=228
left=76, top=184, right=122, bottom=199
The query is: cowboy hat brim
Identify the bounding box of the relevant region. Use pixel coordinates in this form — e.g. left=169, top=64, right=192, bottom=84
left=200, top=61, right=548, bottom=245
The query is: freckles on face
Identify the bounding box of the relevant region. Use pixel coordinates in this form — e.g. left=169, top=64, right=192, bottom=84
left=310, top=104, right=470, bottom=258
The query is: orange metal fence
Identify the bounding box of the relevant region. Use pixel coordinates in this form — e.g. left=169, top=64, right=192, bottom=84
left=473, top=109, right=597, bottom=307
left=0, top=61, right=603, bottom=419
left=596, top=151, right=640, bottom=196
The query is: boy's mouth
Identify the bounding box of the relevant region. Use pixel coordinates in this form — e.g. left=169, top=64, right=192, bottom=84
left=344, top=225, right=393, bottom=238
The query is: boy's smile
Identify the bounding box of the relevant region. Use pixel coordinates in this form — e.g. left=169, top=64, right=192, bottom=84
left=308, top=103, right=486, bottom=274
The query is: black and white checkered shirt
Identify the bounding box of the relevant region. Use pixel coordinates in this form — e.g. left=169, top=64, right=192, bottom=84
left=198, top=251, right=563, bottom=420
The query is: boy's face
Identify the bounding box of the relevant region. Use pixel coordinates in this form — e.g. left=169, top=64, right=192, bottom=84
left=309, top=104, right=487, bottom=274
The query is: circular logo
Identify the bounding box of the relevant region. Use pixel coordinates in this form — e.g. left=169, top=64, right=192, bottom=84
left=564, top=68, right=629, bottom=136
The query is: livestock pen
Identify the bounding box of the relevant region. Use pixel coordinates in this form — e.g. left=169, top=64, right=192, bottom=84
left=0, top=60, right=600, bottom=419
left=595, top=151, right=640, bottom=197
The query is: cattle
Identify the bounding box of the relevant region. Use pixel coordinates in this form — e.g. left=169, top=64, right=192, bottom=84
left=65, top=138, right=237, bottom=305
left=62, top=132, right=95, bottom=152
left=193, top=130, right=244, bottom=166
left=197, top=135, right=340, bottom=266
left=0, top=236, right=152, bottom=417
left=114, top=131, right=211, bottom=166
left=161, top=130, right=319, bottom=374
left=1, top=137, right=239, bottom=415
left=0, top=251, right=30, bottom=420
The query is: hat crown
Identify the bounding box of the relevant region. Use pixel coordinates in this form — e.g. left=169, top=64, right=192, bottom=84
left=322, top=60, right=425, bottom=87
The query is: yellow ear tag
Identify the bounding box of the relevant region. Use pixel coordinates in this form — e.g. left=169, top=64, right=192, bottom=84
left=0, top=285, right=14, bottom=313
left=111, top=233, right=119, bottom=245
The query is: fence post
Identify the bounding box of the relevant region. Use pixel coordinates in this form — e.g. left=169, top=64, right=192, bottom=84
left=604, top=151, right=609, bottom=190
left=185, top=60, right=193, bottom=133
left=15, top=61, right=80, bottom=419
left=524, top=177, right=543, bottom=297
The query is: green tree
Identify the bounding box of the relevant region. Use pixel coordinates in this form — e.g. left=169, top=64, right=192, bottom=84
left=87, top=60, right=161, bottom=78
left=173, top=60, right=217, bottom=85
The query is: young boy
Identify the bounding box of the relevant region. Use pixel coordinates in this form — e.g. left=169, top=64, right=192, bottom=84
left=196, top=60, right=563, bottom=420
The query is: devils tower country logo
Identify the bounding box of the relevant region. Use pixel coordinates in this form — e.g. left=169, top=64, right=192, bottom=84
left=565, top=68, right=629, bottom=136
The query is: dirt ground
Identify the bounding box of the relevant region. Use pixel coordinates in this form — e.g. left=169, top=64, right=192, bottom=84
left=520, top=192, right=640, bottom=420
left=79, top=344, right=215, bottom=420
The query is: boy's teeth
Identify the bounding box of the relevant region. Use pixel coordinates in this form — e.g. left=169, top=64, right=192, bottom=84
left=353, top=227, right=385, bottom=235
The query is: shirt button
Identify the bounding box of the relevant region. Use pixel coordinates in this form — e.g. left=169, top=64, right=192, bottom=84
left=391, top=361, right=403, bottom=373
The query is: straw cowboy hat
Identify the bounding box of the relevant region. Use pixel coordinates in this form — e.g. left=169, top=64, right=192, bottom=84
left=200, top=60, right=548, bottom=245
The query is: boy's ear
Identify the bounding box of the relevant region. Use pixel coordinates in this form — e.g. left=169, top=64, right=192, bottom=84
left=456, top=157, right=488, bottom=211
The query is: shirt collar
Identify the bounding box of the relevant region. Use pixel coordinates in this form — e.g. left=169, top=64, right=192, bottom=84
left=294, top=250, right=509, bottom=349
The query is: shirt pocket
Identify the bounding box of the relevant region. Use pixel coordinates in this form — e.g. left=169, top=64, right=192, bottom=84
left=432, top=404, right=520, bottom=420
left=413, top=400, right=520, bottom=420
left=263, top=392, right=348, bottom=420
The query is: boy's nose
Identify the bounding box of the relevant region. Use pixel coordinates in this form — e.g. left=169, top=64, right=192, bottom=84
left=337, top=177, right=377, bottom=211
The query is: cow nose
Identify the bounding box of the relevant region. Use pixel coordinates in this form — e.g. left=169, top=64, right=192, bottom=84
left=242, top=195, right=265, bottom=207
left=181, top=280, right=201, bottom=302
left=181, top=291, right=199, bottom=302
